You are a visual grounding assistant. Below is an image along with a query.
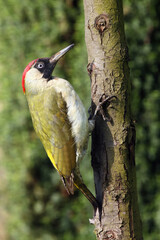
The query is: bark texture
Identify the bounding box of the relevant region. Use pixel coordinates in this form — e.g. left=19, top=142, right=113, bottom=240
left=83, top=0, right=143, bottom=239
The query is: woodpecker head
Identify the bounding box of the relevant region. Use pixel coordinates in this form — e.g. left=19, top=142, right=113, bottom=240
left=22, top=44, right=74, bottom=93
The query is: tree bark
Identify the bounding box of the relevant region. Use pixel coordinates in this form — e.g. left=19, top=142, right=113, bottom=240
left=83, top=0, right=143, bottom=239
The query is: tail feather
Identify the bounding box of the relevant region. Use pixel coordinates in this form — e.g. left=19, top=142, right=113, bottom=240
left=73, top=168, right=98, bottom=211
left=61, top=166, right=98, bottom=211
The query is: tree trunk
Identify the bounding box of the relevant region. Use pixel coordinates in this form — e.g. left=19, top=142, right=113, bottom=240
left=83, top=0, right=143, bottom=239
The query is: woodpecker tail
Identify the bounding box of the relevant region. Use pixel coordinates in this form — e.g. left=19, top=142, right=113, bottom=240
left=73, top=167, right=98, bottom=212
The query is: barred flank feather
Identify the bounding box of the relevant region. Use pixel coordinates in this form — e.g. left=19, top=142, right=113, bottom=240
left=61, top=174, right=74, bottom=195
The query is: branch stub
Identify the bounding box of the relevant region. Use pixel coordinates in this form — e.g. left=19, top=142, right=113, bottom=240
left=95, top=14, right=109, bottom=34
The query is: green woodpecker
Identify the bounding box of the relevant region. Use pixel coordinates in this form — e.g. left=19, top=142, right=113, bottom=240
left=22, top=44, right=98, bottom=210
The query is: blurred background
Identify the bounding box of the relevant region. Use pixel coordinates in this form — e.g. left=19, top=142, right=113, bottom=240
left=0, top=0, right=159, bottom=239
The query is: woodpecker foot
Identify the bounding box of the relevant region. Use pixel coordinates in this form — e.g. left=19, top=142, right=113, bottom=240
left=93, top=94, right=117, bottom=121
left=88, top=94, right=117, bottom=130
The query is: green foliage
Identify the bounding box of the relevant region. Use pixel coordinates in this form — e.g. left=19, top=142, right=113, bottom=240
left=0, top=1, right=93, bottom=239
left=0, top=0, right=159, bottom=239
left=124, top=0, right=160, bottom=239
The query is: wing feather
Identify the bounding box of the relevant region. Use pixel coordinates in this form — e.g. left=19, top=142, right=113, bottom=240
left=29, top=88, right=76, bottom=178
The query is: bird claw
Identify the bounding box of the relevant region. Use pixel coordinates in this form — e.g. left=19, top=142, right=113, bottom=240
left=93, top=94, right=117, bottom=121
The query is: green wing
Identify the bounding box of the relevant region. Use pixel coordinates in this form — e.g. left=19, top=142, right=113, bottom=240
left=28, top=87, right=76, bottom=178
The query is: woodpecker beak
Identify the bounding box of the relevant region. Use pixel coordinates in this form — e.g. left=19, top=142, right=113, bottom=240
left=49, top=44, right=74, bottom=64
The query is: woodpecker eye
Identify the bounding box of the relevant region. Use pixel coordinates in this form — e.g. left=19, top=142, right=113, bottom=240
left=37, top=62, right=45, bottom=69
